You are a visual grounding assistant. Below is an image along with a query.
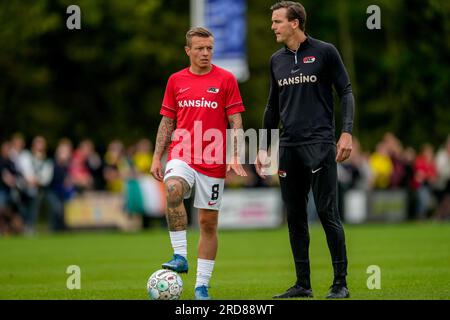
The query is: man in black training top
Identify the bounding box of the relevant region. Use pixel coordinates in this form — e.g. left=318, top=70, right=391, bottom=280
left=255, top=1, right=354, bottom=299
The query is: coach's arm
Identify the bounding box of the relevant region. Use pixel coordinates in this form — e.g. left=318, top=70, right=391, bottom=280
left=328, top=44, right=354, bottom=163
left=255, top=58, right=280, bottom=179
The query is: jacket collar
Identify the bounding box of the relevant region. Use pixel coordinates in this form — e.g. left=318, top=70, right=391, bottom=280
left=284, top=33, right=312, bottom=53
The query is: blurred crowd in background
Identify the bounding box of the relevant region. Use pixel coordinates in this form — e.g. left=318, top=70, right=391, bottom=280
left=1, top=132, right=449, bottom=236
left=337, top=133, right=450, bottom=222
left=1, top=1, right=448, bottom=237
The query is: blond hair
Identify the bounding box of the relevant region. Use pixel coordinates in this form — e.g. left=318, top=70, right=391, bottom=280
left=185, top=27, right=213, bottom=47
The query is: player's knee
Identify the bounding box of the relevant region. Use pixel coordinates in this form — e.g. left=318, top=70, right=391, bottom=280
left=199, top=216, right=217, bottom=235
left=165, top=179, right=184, bottom=207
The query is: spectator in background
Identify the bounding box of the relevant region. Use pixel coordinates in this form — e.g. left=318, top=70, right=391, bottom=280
left=133, top=138, right=153, bottom=175
left=9, top=133, right=26, bottom=167
left=434, top=137, right=450, bottom=220
left=402, top=147, right=418, bottom=220
left=7, top=133, right=30, bottom=227
left=47, top=138, right=74, bottom=231
left=1, top=141, right=18, bottom=207
left=369, top=142, right=393, bottom=189
left=339, top=137, right=372, bottom=191
left=126, top=139, right=167, bottom=228
left=383, top=133, right=407, bottom=189
left=69, top=139, right=98, bottom=193
left=0, top=140, right=24, bottom=235
left=414, top=144, right=437, bottom=219
left=337, top=137, right=372, bottom=219
left=8, top=133, right=29, bottom=193
left=86, top=142, right=104, bottom=190
left=103, top=139, right=132, bottom=193
left=17, top=136, right=54, bottom=234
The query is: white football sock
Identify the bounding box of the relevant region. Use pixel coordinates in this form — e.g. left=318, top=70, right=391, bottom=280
left=169, top=231, right=187, bottom=258
left=195, top=258, right=215, bottom=288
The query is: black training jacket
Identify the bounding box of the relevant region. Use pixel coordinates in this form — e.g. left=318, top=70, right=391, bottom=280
left=262, top=35, right=355, bottom=147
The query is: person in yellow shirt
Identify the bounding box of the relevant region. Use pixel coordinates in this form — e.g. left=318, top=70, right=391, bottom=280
left=103, top=140, right=132, bottom=193
left=369, top=142, right=393, bottom=189
left=133, top=139, right=153, bottom=175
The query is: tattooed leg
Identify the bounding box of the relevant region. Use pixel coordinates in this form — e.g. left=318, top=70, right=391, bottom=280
left=165, top=177, right=190, bottom=231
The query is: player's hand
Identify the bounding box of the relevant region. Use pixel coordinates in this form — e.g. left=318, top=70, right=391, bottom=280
left=227, top=157, right=247, bottom=177
left=254, top=150, right=270, bottom=179
left=150, top=158, right=164, bottom=182
left=336, top=132, right=353, bottom=163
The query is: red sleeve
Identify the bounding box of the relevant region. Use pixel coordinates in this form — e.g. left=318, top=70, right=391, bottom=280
left=160, top=75, right=177, bottom=119
left=224, top=74, right=245, bottom=116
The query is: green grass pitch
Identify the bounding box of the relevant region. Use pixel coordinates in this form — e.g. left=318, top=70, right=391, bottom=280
left=1, top=222, right=449, bottom=299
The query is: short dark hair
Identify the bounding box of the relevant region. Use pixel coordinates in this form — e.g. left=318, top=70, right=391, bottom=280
left=270, top=1, right=307, bottom=31
left=185, top=27, right=214, bottom=47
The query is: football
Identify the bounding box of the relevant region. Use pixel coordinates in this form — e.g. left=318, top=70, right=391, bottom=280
left=147, top=269, right=183, bottom=300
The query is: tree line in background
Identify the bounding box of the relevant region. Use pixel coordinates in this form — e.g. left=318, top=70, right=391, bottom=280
left=0, top=0, right=449, bottom=153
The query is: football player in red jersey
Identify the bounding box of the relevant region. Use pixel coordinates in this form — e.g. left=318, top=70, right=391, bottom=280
left=150, top=27, right=247, bottom=300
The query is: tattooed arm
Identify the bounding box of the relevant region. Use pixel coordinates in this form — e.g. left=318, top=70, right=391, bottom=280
left=227, top=113, right=247, bottom=177
left=150, top=116, right=176, bottom=181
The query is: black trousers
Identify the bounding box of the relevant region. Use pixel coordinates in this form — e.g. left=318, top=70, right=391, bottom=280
left=278, top=143, right=348, bottom=288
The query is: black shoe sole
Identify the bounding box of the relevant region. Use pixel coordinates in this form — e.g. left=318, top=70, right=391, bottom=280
left=326, top=294, right=350, bottom=299
left=273, top=292, right=314, bottom=299
left=273, top=296, right=313, bottom=299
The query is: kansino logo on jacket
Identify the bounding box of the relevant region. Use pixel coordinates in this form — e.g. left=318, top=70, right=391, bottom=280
left=277, top=74, right=318, bottom=87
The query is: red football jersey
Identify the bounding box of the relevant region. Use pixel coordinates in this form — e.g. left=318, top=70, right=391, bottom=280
left=160, top=65, right=245, bottom=178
